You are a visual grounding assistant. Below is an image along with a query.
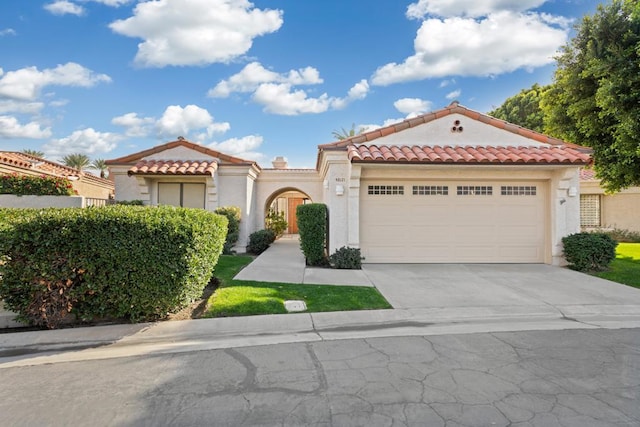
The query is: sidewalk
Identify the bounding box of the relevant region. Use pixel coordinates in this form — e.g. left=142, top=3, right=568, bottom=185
left=234, top=235, right=372, bottom=286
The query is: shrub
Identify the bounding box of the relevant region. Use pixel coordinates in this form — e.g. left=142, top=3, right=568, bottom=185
left=246, top=229, right=276, bottom=255
left=297, top=203, right=327, bottom=266
left=0, top=173, right=76, bottom=196
left=115, top=200, right=144, bottom=206
left=215, top=206, right=241, bottom=254
left=329, top=246, right=364, bottom=269
left=0, top=205, right=227, bottom=328
left=265, top=209, right=287, bottom=236
left=594, top=228, right=640, bottom=243
left=562, top=232, right=618, bottom=272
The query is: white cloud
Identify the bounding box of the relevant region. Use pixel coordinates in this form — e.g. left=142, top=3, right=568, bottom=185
left=330, top=80, right=370, bottom=110
left=208, top=134, right=264, bottom=160
left=43, top=128, right=121, bottom=157
left=0, top=62, right=111, bottom=101
left=406, top=0, right=546, bottom=19
left=0, top=28, right=16, bottom=36
left=208, top=62, right=322, bottom=98
left=371, top=11, right=568, bottom=85
left=446, top=89, right=461, bottom=99
left=394, top=98, right=433, bottom=114
left=89, top=0, right=132, bottom=6
left=252, top=83, right=332, bottom=115
left=44, top=1, right=85, bottom=16
left=49, top=99, right=69, bottom=107
left=0, top=116, right=52, bottom=139
left=112, top=112, right=155, bottom=137
left=439, top=79, right=455, bottom=87
left=110, top=0, right=283, bottom=67
left=0, top=100, right=44, bottom=114
left=156, top=105, right=230, bottom=138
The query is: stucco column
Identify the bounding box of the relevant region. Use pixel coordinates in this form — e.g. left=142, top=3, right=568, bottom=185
left=348, top=164, right=361, bottom=247
left=134, top=176, right=151, bottom=205
left=205, top=175, right=217, bottom=209
left=551, top=168, right=580, bottom=265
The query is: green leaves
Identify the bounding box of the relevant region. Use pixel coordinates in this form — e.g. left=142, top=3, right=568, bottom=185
left=296, top=203, right=328, bottom=266
left=0, top=206, right=228, bottom=328
left=0, top=174, right=76, bottom=196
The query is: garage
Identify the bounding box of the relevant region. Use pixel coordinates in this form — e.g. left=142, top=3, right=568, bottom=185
left=360, top=180, right=547, bottom=263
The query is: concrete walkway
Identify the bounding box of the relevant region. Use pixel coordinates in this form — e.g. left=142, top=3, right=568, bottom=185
left=234, top=235, right=372, bottom=286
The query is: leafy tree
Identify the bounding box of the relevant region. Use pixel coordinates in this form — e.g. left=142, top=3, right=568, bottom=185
left=62, top=153, right=91, bottom=171
left=90, top=158, right=108, bottom=178
left=22, top=149, right=45, bottom=158
left=332, top=123, right=364, bottom=140
left=541, top=0, right=640, bottom=191
left=488, top=84, right=547, bottom=133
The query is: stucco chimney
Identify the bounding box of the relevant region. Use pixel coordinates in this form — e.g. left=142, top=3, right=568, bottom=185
left=272, top=156, right=288, bottom=169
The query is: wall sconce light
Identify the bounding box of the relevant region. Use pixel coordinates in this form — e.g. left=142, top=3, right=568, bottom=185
left=559, top=198, right=566, bottom=205
left=567, top=187, right=577, bottom=197
left=335, top=184, right=344, bottom=196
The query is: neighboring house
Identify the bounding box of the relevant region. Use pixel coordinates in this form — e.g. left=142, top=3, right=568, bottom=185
left=580, top=169, right=640, bottom=232
left=107, top=102, right=591, bottom=265
left=0, top=152, right=114, bottom=199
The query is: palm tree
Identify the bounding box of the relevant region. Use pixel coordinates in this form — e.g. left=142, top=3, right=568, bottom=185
left=90, top=158, right=108, bottom=178
left=62, top=153, right=91, bottom=171
left=22, top=149, right=45, bottom=158
left=332, top=123, right=364, bottom=140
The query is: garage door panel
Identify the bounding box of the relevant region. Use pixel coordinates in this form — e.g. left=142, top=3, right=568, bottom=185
left=360, top=180, right=546, bottom=263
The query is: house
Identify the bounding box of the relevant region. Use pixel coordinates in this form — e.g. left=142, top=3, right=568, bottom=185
left=580, top=169, right=640, bottom=232
left=107, top=102, right=591, bottom=265
left=0, top=151, right=114, bottom=199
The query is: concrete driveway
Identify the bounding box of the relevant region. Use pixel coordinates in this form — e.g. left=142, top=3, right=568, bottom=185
left=363, top=263, right=640, bottom=315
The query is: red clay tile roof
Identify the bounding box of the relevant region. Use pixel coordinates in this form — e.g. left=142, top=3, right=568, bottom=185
left=106, top=138, right=256, bottom=166
left=0, top=151, right=113, bottom=187
left=319, top=101, right=586, bottom=150
left=128, top=160, right=218, bottom=176
left=348, top=145, right=591, bottom=165
left=580, top=168, right=598, bottom=180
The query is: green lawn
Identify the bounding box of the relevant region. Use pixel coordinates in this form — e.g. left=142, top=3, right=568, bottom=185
left=205, top=255, right=391, bottom=317
left=593, top=243, right=640, bottom=289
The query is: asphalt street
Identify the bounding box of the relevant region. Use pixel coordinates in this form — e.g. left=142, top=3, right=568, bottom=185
left=1, top=327, right=638, bottom=427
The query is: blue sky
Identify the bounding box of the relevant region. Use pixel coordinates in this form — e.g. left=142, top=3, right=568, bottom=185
left=0, top=0, right=601, bottom=169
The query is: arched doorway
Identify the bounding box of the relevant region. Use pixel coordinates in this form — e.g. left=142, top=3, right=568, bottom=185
left=265, top=188, right=312, bottom=234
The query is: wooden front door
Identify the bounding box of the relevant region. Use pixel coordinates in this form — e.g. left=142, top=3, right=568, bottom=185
left=287, top=198, right=305, bottom=234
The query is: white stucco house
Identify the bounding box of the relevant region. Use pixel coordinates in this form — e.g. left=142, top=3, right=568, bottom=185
left=106, top=102, right=591, bottom=265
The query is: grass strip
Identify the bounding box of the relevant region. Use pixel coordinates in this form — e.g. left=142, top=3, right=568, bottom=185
left=593, top=243, right=640, bottom=289
left=205, top=255, right=391, bottom=317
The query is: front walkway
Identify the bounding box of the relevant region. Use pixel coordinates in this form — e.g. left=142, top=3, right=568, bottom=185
left=233, top=235, right=372, bottom=286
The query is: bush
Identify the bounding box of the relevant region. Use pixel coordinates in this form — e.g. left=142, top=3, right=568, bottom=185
left=297, top=203, right=327, bottom=266
left=594, top=228, right=640, bottom=243
left=0, top=205, right=227, bottom=328
left=115, top=200, right=144, bottom=206
left=215, top=206, right=241, bottom=254
left=265, top=209, right=287, bottom=237
left=329, top=246, right=364, bottom=269
left=562, top=232, right=618, bottom=272
left=0, top=173, right=76, bottom=196
left=246, top=229, right=276, bottom=255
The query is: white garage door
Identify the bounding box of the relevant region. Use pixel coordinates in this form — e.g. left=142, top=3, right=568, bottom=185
left=360, top=181, right=546, bottom=263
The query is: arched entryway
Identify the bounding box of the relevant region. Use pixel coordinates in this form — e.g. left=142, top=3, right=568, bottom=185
left=264, top=188, right=312, bottom=234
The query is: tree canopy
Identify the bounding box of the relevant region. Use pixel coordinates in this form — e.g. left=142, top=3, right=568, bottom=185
left=62, top=153, right=91, bottom=171
left=488, top=84, right=547, bottom=133
left=332, top=123, right=365, bottom=140
left=541, top=0, right=640, bottom=191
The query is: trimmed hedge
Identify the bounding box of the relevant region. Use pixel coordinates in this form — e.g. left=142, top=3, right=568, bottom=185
left=297, top=203, right=327, bottom=266
left=246, top=229, right=276, bottom=255
left=0, top=174, right=76, bottom=196
left=562, top=232, right=618, bottom=272
left=0, top=206, right=227, bottom=328
left=215, top=206, right=241, bottom=254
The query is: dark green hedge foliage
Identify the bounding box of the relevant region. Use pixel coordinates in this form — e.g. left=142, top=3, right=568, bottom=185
left=329, top=246, right=364, bottom=269
left=215, top=206, right=241, bottom=254
left=246, top=229, right=276, bottom=255
left=0, top=174, right=76, bottom=196
left=297, top=203, right=327, bottom=266
left=115, top=200, right=144, bottom=206
left=0, top=206, right=227, bottom=328
left=562, top=232, right=618, bottom=272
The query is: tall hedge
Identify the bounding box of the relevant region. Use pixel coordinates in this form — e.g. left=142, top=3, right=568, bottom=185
left=215, top=206, right=241, bottom=254
left=0, top=206, right=227, bottom=328
left=0, top=174, right=76, bottom=196
left=296, top=203, right=327, bottom=266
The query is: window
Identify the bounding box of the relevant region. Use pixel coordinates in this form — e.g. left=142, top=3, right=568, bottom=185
left=368, top=185, right=404, bottom=195
left=580, top=194, right=601, bottom=227
left=158, top=183, right=205, bottom=208
left=413, top=185, right=448, bottom=195
left=457, top=185, right=492, bottom=195
left=501, top=186, right=537, bottom=196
